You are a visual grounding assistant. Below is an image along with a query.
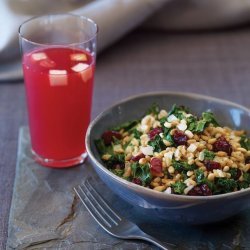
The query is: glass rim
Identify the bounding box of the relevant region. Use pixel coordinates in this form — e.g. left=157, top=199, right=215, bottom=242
left=18, top=13, right=98, bottom=47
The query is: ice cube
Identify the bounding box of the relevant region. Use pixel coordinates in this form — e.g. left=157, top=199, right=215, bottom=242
left=71, top=63, right=89, bottom=72
left=49, top=70, right=68, bottom=86
left=81, top=66, right=93, bottom=82
left=70, top=53, right=87, bottom=61
left=40, top=59, right=56, bottom=68
left=71, top=63, right=93, bottom=82
left=31, top=52, right=47, bottom=61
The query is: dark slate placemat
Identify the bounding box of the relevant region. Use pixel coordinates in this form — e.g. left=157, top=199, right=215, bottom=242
left=7, top=127, right=250, bottom=249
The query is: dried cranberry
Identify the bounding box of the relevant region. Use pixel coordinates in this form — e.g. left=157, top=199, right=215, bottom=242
left=112, top=163, right=125, bottom=170
left=102, top=130, right=122, bottom=145
left=150, top=157, right=163, bottom=176
left=204, top=160, right=221, bottom=171
left=245, top=157, right=250, bottom=164
left=213, top=136, right=232, bottom=155
left=187, top=186, right=203, bottom=196
left=132, top=178, right=142, bottom=185
left=148, top=127, right=163, bottom=140
left=200, top=184, right=212, bottom=196
left=131, top=153, right=145, bottom=162
left=188, top=184, right=212, bottom=196
left=173, top=130, right=188, bottom=146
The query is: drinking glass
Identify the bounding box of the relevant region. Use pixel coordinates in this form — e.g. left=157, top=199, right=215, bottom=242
left=19, top=14, right=98, bottom=168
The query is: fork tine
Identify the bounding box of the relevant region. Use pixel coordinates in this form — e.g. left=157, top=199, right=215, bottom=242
left=85, top=179, right=122, bottom=221
left=74, top=185, right=112, bottom=228
left=79, top=183, right=118, bottom=225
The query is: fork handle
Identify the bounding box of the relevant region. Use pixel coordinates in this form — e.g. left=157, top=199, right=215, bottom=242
left=131, top=231, right=176, bottom=250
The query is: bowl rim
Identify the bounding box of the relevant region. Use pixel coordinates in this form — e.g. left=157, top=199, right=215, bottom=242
left=86, top=91, right=250, bottom=202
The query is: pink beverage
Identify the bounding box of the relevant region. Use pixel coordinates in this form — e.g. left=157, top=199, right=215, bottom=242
left=22, top=47, right=95, bottom=167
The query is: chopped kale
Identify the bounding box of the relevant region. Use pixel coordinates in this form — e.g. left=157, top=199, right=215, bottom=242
left=131, top=128, right=142, bottom=139
left=202, top=111, right=219, bottom=125
left=186, top=115, right=198, bottom=131
left=215, top=178, right=237, bottom=194
left=146, top=103, right=160, bottom=115
left=204, top=180, right=216, bottom=194
left=95, top=138, right=109, bottom=155
left=172, top=160, right=197, bottom=173
left=195, top=169, right=205, bottom=184
left=238, top=181, right=249, bottom=190
left=195, top=120, right=207, bottom=133
left=104, top=154, right=125, bottom=169
left=159, top=116, right=167, bottom=124
left=112, top=136, right=122, bottom=145
left=112, top=120, right=139, bottom=132
left=159, top=117, right=172, bottom=135
left=148, top=134, right=166, bottom=152
left=240, top=135, right=250, bottom=151
left=203, top=149, right=215, bottom=160
left=243, top=173, right=250, bottom=184
left=131, top=162, right=152, bottom=186
left=164, top=133, right=174, bottom=145
left=171, top=181, right=187, bottom=194
left=111, top=168, right=124, bottom=177
left=195, top=111, right=219, bottom=133
left=228, top=168, right=239, bottom=180
left=181, top=172, right=189, bottom=181
left=168, top=104, right=189, bottom=120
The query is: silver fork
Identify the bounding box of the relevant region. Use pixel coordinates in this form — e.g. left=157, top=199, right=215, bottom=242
left=74, top=179, right=176, bottom=250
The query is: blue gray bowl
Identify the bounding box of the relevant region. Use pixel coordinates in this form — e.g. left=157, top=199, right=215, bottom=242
left=86, top=92, right=250, bottom=224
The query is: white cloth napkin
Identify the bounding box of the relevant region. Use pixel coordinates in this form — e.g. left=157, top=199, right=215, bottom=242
left=1, top=0, right=250, bottom=81
left=0, top=0, right=169, bottom=61
left=0, top=0, right=168, bottom=81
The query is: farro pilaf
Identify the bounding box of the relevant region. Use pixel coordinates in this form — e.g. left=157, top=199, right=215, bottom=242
left=95, top=104, right=250, bottom=196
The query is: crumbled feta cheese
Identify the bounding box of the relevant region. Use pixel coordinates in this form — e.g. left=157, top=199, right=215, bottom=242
left=167, top=114, right=179, bottom=123
left=164, top=151, right=174, bottom=160
left=174, top=148, right=181, bottom=160
left=140, top=124, right=150, bottom=133
left=187, top=143, right=197, bottom=153
left=185, top=130, right=194, bottom=138
left=140, top=146, right=154, bottom=156
left=164, top=187, right=172, bottom=194
left=177, top=119, right=187, bottom=131
left=198, top=151, right=205, bottom=161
